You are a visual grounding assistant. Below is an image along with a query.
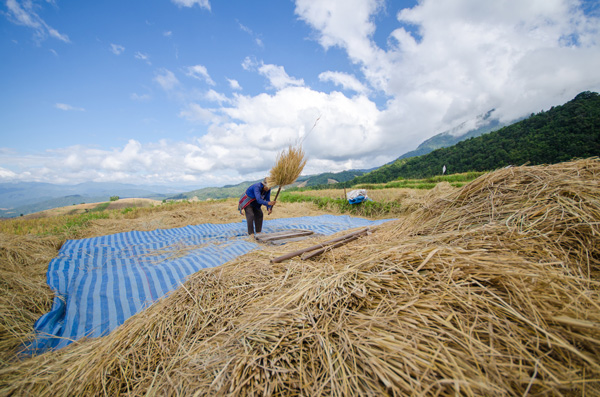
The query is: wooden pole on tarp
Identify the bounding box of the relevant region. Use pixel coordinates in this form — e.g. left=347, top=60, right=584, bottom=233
left=270, top=228, right=369, bottom=263
left=256, top=230, right=314, bottom=243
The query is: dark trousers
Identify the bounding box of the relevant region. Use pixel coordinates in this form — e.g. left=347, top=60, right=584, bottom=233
left=244, top=205, right=263, bottom=235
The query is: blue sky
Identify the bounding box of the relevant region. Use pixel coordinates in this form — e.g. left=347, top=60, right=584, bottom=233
left=1, top=0, right=599, bottom=188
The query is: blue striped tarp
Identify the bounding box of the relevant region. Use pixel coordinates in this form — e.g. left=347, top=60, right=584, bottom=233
left=27, top=215, right=392, bottom=353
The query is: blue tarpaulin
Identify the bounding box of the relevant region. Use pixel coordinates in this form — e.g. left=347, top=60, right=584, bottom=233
left=27, top=215, right=393, bottom=353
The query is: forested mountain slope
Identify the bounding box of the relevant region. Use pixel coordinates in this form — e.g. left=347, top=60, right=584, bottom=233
left=346, top=91, right=600, bottom=184
left=395, top=109, right=506, bottom=161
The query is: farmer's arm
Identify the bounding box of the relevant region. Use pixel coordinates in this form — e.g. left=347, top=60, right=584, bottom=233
left=252, top=184, right=273, bottom=207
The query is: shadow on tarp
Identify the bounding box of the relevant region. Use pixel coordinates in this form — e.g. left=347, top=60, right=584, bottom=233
left=24, top=215, right=393, bottom=354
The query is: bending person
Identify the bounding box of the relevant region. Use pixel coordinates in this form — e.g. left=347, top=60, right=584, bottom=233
left=238, top=178, right=275, bottom=237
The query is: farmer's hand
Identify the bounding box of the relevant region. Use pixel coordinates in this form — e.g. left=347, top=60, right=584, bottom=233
left=268, top=201, right=275, bottom=206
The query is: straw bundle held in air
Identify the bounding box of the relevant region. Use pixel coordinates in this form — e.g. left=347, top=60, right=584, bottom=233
left=267, top=144, right=307, bottom=202
left=1, top=158, right=599, bottom=396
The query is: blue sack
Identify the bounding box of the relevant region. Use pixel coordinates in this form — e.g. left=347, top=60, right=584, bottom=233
left=347, top=189, right=371, bottom=205
left=349, top=195, right=368, bottom=204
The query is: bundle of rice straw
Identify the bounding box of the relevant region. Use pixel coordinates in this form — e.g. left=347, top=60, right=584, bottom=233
left=1, top=158, right=599, bottom=396
left=267, top=144, right=307, bottom=203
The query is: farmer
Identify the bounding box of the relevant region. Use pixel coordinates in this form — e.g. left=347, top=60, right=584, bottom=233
left=238, top=178, right=275, bottom=237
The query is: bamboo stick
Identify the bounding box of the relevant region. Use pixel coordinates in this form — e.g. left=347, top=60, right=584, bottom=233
left=300, top=234, right=362, bottom=260
left=256, top=230, right=314, bottom=243
left=270, top=228, right=369, bottom=263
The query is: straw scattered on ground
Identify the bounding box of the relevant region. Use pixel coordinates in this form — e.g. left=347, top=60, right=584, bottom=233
left=1, top=158, right=599, bottom=396
left=0, top=199, right=334, bottom=366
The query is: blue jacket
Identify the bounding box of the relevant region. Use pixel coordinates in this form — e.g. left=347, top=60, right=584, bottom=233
left=245, top=182, right=272, bottom=210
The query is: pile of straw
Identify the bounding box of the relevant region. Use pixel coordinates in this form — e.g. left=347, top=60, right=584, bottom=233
left=0, top=234, right=60, bottom=359
left=1, top=158, right=599, bottom=396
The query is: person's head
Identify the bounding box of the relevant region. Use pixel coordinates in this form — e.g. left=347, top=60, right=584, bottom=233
left=262, top=177, right=271, bottom=191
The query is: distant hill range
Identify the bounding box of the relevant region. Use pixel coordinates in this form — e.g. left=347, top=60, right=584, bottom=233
left=0, top=182, right=183, bottom=218
left=343, top=91, right=600, bottom=185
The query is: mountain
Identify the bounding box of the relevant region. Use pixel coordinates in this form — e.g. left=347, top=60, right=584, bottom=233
left=0, top=195, right=95, bottom=218
left=0, top=182, right=185, bottom=218
left=296, top=170, right=365, bottom=187
left=343, top=91, right=600, bottom=184
left=396, top=109, right=507, bottom=161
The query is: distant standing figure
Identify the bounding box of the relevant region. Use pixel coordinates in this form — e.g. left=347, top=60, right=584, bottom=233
left=442, top=165, right=447, bottom=175
left=238, top=178, right=275, bottom=237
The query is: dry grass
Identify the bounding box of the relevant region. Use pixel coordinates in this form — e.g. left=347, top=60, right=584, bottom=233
left=0, top=234, right=61, bottom=361
left=268, top=145, right=307, bottom=189
left=1, top=158, right=599, bottom=396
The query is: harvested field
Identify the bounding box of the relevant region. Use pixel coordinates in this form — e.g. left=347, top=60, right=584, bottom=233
left=1, top=158, right=599, bottom=396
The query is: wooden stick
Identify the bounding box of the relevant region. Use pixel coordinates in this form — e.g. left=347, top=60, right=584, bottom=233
left=300, top=234, right=362, bottom=260
left=256, top=230, right=314, bottom=242
left=267, top=186, right=282, bottom=215
left=273, top=186, right=282, bottom=202
left=270, top=228, right=369, bottom=263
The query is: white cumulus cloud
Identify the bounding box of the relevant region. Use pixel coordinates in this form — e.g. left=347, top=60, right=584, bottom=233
left=171, top=0, right=210, bottom=10
left=319, top=71, right=369, bottom=94
left=242, top=57, right=305, bottom=90
left=227, top=78, right=242, bottom=90
left=154, top=69, right=180, bottom=91
left=185, top=65, right=216, bottom=85
left=297, top=0, right=600, bottom=141
left=257, top=64, right=305, bottom=90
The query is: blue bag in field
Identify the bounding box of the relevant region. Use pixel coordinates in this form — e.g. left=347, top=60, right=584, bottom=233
left=347, top=189, right=371, bottom=204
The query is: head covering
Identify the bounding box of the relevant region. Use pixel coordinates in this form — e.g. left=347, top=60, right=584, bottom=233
left=262, top=177, right=271, bottom=190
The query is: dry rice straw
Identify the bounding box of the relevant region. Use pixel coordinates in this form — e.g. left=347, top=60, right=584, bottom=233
left=0, top=158, right=599, bottom=396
